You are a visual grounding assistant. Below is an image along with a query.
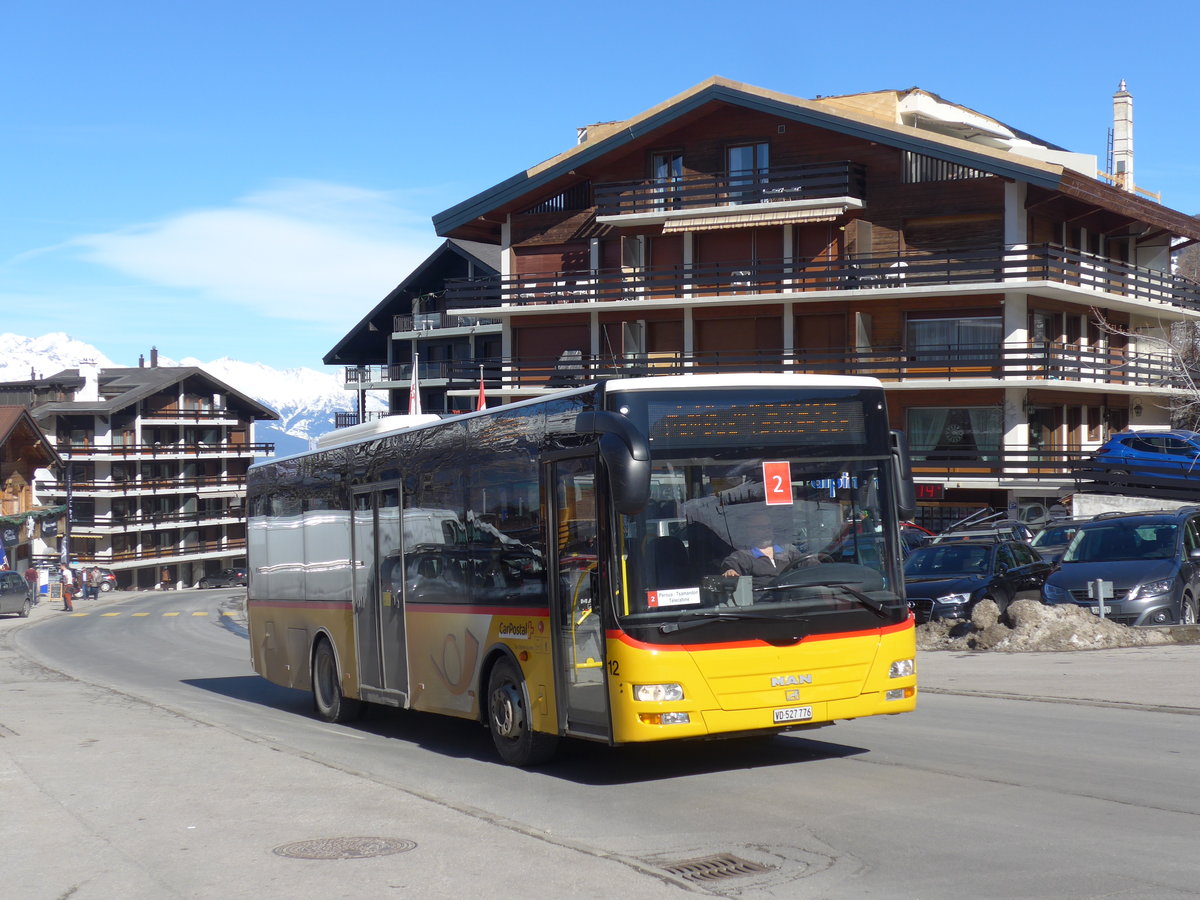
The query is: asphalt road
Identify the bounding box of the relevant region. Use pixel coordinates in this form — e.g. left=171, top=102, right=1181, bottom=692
left=5, top=590, right=1200, bottom=898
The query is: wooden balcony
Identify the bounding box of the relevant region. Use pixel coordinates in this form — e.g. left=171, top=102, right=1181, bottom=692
left=343, top=362, right=451, bottom=386
left=593, top=162, right=866, bottom=217
left=392, top=312, right=502, bottom=333
left=55, top=441, right=273, bottom=459
left=446, top=342, right=1181, bottom=391
left=36, top=475, right=249, bottom=496
left=442, top=244, right=1200, bottom=313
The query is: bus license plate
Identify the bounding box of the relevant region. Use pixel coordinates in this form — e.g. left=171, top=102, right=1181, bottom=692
left=773, top=706, right=813, bottom=724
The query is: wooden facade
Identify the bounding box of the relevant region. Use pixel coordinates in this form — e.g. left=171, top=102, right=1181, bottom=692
left=428, top=78, right=1200, bottom=521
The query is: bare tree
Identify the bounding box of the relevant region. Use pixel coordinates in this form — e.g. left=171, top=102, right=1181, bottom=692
left=1092, top=308, right=1200, bottom=429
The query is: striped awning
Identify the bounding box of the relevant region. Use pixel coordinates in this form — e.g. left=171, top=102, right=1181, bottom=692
left=661, top=205, right=845, bottom=233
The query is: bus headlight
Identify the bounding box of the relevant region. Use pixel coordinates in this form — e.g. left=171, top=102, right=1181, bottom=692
left=889, top=659, right=914, bottom=679
left=633, top=683, right=684, bottom=702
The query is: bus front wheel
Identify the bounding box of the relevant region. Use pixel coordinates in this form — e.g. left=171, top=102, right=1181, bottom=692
left=312, top=639, right=361, bottom=724
left=486, top=658, right=557, bottom=767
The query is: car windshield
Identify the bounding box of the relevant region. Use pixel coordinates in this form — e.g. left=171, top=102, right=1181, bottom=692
left=904, top=544, right=991, bottom=577
left=1062, top=523, right=1177, bottom=563
left=1032, top=524, right=1078, bottom=547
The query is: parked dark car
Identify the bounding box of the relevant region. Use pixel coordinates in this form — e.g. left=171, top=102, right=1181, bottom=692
left=0, top=570, right=34, bottom=617
left=904, top=539, right=1051, bottom=623
left=1029, top=518, right=1091, bottom=565
left=1041, top=508, right=1200, bottom=625
left=197, top=567, right=248, bottom=589
left=1091, top=431, right=1200, bottom=484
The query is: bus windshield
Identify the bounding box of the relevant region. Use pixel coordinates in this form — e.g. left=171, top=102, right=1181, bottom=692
left=607, top=386, right=906, bottom=640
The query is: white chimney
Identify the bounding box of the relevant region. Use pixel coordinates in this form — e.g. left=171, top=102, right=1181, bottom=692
left=1112, top=80, right=1134, bottom=192
left=77, top=359, right=99, bottom=402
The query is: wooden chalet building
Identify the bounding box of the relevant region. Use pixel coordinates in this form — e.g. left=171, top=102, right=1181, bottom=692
left=325, top=238, right=502, bottom=419
left=430, top=77, right=1200, bottom=527
left=0, top=406, right=62, bottom=574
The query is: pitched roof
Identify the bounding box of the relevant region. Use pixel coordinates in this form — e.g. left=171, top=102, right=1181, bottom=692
left=30, top=366, right=278, bottom=421
left=432, top=76, right=1200, bottom=242
left=0, top=405, right=61, bottom=468
left=323, top=238, right=502, bottom=365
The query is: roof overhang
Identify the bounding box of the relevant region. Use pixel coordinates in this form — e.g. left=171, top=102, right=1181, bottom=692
left=432, top=77, right=1067, bottom=239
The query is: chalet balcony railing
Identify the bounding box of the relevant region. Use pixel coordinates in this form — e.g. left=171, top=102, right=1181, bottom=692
left=343, top=362, right=451, bottom=385
left=36, top=475, right=248, bottom=495
left=392, top=312, right=502, bottom=332
left=443, top=244, right=1200, bottom=313
left=593, top=162, right=867, bottom=216
left=71, top=509, right=245, bottom=529
left=140, top=409, right=236, bottom=421
left=445, top=343, right=1182, bottom=391
left=55, top=441, right=272, bottom=458
left=95, top=538, right=247, bottom=564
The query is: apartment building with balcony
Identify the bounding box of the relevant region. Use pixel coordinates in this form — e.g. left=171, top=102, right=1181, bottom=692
left=429, top=77, right=1200, bottom=527
left=325, top=238, right=501, bottom=421
left=0, top=361, right=277, bottom=589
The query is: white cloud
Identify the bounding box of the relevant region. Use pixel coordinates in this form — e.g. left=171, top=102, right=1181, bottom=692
left=71, top=180, right=439, bottom=323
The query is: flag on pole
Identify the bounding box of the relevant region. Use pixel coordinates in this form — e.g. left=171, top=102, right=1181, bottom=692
left=476, top=366, right=487, bottom=412
left=408, top=354, right=422, bottom=415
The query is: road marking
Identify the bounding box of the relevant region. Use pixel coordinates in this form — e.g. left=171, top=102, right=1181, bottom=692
left=163, top=612, right=180, bottom=617
left=131, top=612, right=150, bottom=617
left=101, top=612, right=121, bottom=617
left=191, top=611, right=209, bottom=617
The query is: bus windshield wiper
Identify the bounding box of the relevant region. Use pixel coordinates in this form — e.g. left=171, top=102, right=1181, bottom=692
left=658, top=611, right=808, bottom=633
left=760, top=578, right=891, bottom=616
left=820, top=581, right=889, bottom=616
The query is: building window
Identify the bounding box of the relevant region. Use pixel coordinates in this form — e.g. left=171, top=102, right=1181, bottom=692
left=727, top=142, right=769, bottom=203
left=907, top=315, right=1001, bottom=362
left=907, top=406, right=1003, bottom=462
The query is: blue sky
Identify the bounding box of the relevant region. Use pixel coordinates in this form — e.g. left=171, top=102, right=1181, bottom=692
left=4, top=0, right=1198, bottom=372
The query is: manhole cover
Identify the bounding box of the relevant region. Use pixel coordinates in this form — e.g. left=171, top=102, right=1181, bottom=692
left=273, top=837, right=416, bottom=860
left=660, top=853, right=774, bottom=883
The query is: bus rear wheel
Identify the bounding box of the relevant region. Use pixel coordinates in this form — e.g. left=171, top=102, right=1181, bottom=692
left=312, top=639, right=361, bottom=723
left=487, top=658, right=557, bottom=767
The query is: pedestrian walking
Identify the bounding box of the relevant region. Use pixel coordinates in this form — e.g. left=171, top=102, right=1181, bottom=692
left=24, top=565, right=39, bottom=605
left=160, top=567, right=172, bottom=591
left=85, top=566, right=102, bottom=601
left=59, top=564, right=76, bottom=612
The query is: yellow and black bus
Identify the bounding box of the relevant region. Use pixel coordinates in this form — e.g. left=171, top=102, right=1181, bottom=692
left=246, top=374, right=917, bottom=765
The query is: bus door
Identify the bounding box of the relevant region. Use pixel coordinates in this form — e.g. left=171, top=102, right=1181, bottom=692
left=352, top=487, right=408, bottom=697
left=548, top=456, right=611, bottom=740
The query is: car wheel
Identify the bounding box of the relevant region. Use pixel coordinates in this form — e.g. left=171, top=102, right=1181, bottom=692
left=198, top=580, right=209, bottom=590
left=312, top=638, right=362, bottom=723
left=487, top=657, right=558, bottom=767
left=1181, top=594, right=1197, bottom=626
left=100, top=581, right=112, bottom=592
left=1107, top=468, right=1129, bottom=487
left=981, top=594, right=1006, bottom=618
left=19, top=598, right=32, bottom=618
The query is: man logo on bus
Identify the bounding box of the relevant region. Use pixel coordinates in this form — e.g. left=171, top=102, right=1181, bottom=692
left=771, top=674, right=813, bottom=686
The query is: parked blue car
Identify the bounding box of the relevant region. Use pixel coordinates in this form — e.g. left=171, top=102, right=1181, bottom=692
left=1091, top=431, right=1200, bottom=483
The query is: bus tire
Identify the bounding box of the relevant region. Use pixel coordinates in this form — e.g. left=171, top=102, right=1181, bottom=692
left=312, top=638, right=361, bottom=724
left=486, top=658, right=557, bottom=767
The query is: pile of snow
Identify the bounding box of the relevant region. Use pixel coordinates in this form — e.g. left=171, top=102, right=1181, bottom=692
left=917, top=599, right=1186, bottom=653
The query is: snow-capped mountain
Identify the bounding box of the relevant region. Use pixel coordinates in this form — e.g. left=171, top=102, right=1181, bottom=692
left=0, top=332, right=383, bottom=456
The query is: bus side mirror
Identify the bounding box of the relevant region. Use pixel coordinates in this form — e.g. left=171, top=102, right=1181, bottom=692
left=891, top=430, right=916, bottom=520
left=576, top=411, right=651, bottom=516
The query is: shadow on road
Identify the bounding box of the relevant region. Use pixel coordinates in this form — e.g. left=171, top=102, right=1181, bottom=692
left=183, top=674, right=870, bottom=783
